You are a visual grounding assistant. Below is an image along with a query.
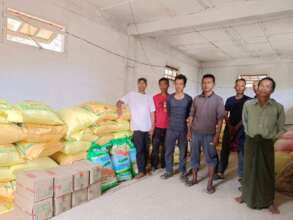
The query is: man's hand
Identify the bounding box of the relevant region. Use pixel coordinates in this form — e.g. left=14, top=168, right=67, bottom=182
left=116, top=101, right=124, bottom=118
left=149, top=126, right=155, bottom=137
left=187, top=130, right=192, bottom=142
left=213, top=135, right=220, bottom=146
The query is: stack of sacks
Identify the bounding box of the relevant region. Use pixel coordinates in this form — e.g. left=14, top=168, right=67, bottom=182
left=0, top=100, right=25, bottom=214
left=52, top=107, right=97, bottom=165
left=274, top=127, right=293, bottom=180
left=15, top=101, right=66, bottom=160
left=81, top=102, right=132, bottom=146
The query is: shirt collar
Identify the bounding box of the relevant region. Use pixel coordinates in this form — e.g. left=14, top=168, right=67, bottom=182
left=255, top=98, right=273, bottom=105
left=200, top=91, right=214, bottom=98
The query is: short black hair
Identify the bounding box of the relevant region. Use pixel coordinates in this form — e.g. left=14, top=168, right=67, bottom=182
left=235, top=78, right=246, bottom=84
left=175, top=74, right=187, bottom=86
left=159, top=77, right=169, bottom=84
left=137, top=77, right=147, bottom=84
left=258, top=77, right=276, bottom=92
left=202, top=74, right=215, bottom=83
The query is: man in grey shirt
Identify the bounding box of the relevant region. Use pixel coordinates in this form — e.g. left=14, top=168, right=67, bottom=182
left=186, top=74, right=225, bottom=194
left=161, top=74, right=192, bottom=180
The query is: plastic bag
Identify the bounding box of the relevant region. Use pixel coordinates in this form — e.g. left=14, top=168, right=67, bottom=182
left=59, top=107, right=97, bottom=137
left=0, top=100, right=23, bottom=123
left=126, top=138, right=138, bottom=177
left=87, top=144, right=117, bottom=192
left=0, top=145, right=24, bottom=167
left=22, top=124, right=66, bottom=143
left=111, top=138, right=132, bottom=181
left=92, top=120, right=130, bottom=136
left=16, top=141, right=64, bottom=160
left=16, top=101, right=63, bottom=125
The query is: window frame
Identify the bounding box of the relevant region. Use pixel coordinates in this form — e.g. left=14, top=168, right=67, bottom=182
left=5, top=8, right=66, bottom=54
left=239, top=74, right=268, bottom=88
left=164, top=65, right=179, bottom=81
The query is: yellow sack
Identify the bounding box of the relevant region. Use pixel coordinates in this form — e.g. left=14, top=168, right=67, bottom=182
left=10, top=157, right=58, bottom=178
left=0, top=123, right=26, bottom=145
left=0, top=100, right=23, bottom=123
left=92, top=120, right=130, bottom=136
left=59, top=107, right=97, bottom=137
left=275, top=152, right=292, bottom=176
left=22, top=124, right=66, bottom=143
left=16, top=141, right=64, bottom=160
left=0, top=167, right=14, bottom=183
left=0, top=181, right=16, bottom=202
left=16, top=101, right=63, bottom=125
left=51, top=151, right=87, bottom=165
left=0, top=198, right=14, bottom=215
left=62, top=141, right=91, bottom=154
left=81, top=102, right=117, bottom=121
left=0, top=145, right=24, bottom=167
left=67, top=128, right=97, bottom=142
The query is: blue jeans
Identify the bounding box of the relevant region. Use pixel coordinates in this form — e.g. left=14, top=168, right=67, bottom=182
left=190, top=133, right=218, bottom=170
left=164, top=129, right=187, bottom=174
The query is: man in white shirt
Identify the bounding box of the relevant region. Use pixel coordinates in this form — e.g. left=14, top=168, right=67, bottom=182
left=117, top=78, right=155, bottom=179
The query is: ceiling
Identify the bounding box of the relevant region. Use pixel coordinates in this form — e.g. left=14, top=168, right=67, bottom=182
left=72, top=0, right=293, bottom=62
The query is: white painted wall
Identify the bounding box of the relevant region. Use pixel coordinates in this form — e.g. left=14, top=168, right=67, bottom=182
left=200, top=57, right=293, bottom=124
left=125, top=36, right=199, bottom=97
left=0, top=0, right=199, bottom=110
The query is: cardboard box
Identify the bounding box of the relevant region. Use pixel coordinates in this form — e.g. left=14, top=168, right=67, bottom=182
left=53, top=193, right=72, bottom=216
left=88, top=182, right=101, bottom=201
left=15, top=194, right=53, bottom=220
left=16, top=170, right=53, bottom=202
left=74, top=160, right=102, bottom=184
left=72, top=188, right=88, bottom=207
left=65, top=163, right=89, bottom=191
left=47, top=167, right=73, bottom=197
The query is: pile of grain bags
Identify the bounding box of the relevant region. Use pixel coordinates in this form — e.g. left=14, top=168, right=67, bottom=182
left=52, top=107, right=98, bottom=165
left=274, top=127, right=293, bottom=196
left=15, top=101, right=65, bottom=160
left=81, top=102, right=132, bottom=146
left=274, top=127, right=293, bottom=176
left=0, top=100, right=59, bottom=214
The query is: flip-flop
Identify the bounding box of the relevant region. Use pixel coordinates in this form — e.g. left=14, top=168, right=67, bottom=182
left=185, top=179, right=198, bottom=187
left=207, top=186, right=216, bottom=194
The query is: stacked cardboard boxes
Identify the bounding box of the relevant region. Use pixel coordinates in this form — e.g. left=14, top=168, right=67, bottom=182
left=14, top=160, right=102, bottom=219
left=15, top=170, right=54, bottom=220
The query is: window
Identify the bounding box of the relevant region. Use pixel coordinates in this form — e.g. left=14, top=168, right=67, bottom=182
left=6, top=8, right=65, bottom=53
left=164, top=65, right=179, bottom=81
left=239, top=74, right=268, bottom=88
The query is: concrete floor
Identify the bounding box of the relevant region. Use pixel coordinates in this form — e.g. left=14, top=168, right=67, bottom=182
left=3, top=153, right=293, bottom=220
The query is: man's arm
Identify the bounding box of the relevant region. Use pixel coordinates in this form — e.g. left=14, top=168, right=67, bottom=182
left=187, top=98, right=195, bottom=141
left=242, top=103, right=248, bottom=135
left=214, top=98, right=225, bottom=146
left=277, top=105, right=286, bottom=138
left=149, top=97, right=156, bottom=136
left=116, top=93, right=129, bottom=117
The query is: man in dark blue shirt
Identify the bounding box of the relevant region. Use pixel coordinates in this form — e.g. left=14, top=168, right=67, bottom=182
left=215, top=78, right=251, bottom=183
left=161, top=74, right=192, bottom=180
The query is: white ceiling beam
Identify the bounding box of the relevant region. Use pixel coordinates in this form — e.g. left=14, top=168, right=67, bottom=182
left=128, top=0, right=293, bottom=36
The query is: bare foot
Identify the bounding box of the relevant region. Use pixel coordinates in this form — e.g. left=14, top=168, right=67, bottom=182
left=235, top=196, right=244, bottom=204
left=268, top=204, right=280, bottom=214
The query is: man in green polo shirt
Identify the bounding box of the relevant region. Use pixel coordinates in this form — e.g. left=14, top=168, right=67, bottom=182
left=235, top=77, right=286, bottom=214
